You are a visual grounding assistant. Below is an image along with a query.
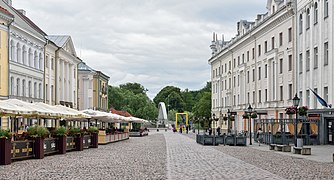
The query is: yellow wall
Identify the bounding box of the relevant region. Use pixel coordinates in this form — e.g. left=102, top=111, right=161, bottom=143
left=0, top=24, right=9, bottom=98
left=93, top=78, right=98, bottom=108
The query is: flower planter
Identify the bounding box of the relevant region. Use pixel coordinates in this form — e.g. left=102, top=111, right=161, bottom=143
left=58, top=136, right=67, bottom=154
left=34, top=137, right=44, bottom=159
left=0, top=138, right=12, bottom=165
left=91, top=133, right=98, bottom=148
left=75, top=136, right=83, bottom=151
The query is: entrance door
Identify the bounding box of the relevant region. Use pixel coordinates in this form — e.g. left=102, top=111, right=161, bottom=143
left=327, top=119, right=334, bottom=144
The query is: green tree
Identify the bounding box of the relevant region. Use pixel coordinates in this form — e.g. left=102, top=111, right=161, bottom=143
left=120, top=82, right=147, bottom=95
left=192, top=92, right=212, bottom=119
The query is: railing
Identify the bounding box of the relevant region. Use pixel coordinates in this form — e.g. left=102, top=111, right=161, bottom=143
left=11, top=140, right=34, bottom=160
left=44, top=138, right=58, bottom=155
left=66, top=136, right=76, bottom=151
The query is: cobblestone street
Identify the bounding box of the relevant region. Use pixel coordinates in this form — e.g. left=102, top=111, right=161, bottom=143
left=1, top=131, right=334, bottom=179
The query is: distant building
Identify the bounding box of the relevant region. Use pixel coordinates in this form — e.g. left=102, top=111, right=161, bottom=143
left=77, top=62, right=95, bottom=110
left=93, top=71, right=109, bottom=111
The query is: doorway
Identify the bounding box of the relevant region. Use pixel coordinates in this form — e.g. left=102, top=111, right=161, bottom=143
left=326, top=119, right=334, bottom=144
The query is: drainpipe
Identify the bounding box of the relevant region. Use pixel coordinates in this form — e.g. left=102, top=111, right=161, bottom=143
left=7, top=18, right=14, bottom=100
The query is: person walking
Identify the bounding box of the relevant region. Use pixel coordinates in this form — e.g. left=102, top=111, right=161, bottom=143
left=217, top=127, right=221, bottom=136
left=256, top=128, right=263, bottom=146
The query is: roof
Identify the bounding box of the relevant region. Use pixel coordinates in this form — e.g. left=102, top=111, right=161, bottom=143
left=110, top=108, right=132, bottom=117
left=48, top=35, right=70, bottom=47
left=78, top=62, right=96, bottom=72
left=12, top=7, right=46, bottom=36
left=0, top=5, right=13, bottom=17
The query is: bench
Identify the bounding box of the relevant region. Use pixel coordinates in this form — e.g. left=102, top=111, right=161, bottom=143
left=275, top=144, right=291, bottom=152
left=293, top=147, right=311, bottom=155
left=269, top=144, right=276, bottom=150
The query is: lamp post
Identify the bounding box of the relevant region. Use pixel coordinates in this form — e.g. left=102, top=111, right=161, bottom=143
left=212, top=113, right=219, bottom=136
left=293, top=94, right=300, bottom=147
left=197, top=117, right=200, bottom=134
left=246, top=104, right=253, bottom=145
left=227, top=109, right=231, bottom=133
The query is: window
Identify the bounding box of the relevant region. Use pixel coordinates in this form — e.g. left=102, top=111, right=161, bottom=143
left=271, top=37, right=275, bottom=49
left=10, top=77, right=14, bottom=95
left=288, top=28, right=292, bottom=42
left=51, top=58, right=54, bottom=70
left=324, top=87, right=328, bottom=103
left=252, top=69, right=255, bottom=82
left=233, top=76, right=236, bottom=87
left=264, top=41, right=268, bottom=53
left=313, top=88, right=318, bottom=108
left=258, top=45, right=261, bottom=56
left=28, top=81, right=31, bottom=97
left=16, top=78, right=20, bottom=96
left=225, top=63, right=227, bottom=73
left=238, top=56, right=240, bottom=65
left=299, top=53, right=303, bottom=74
left=45, top=55, right=49, bottom=68
left=22, top=79, right=25, bottom=97
left=314, top=2, right=318, bottom=24
left=258, top=67, right=261, bottom=80
left=279, top=58, right=283, bottom=74
left=265, top=64, right=268, bottom=78
left=46, top=84, right=48, bottom=101
left=299, top=14, right=303, bottom=34
left=306, top=90, right=310, bottom=106
left=299, top=91, right=303, bottom=105
left=233, top=59, right=236, bottom=68
left=306, top=50, right=310, bottom=71
left=265, top=89, right=268, bottom=102
left=229, top=78, right=231, bottom=89
left=253, top=91, right=255, bottom=103
left=242, top=54, right=244, bottom=64
left=288, top=84, right=293, bottom=99
left=224, top=80, right=227, bottom=90
left=238, top=75, right=240, bottom=86
left=252, top=48, right=255, bottom=59
left=314, top=47, right=318, bottom=69
left=247, top=71, right=249, bottom=83
left=51, top=85, right=54, bottom=102
left=306, top=8, right=310, bottom=29
left=324, top=42, right=328, bottom=65
left=39, top=83, right=42, bottom=99
left=280, top=86, right=283, bottom=101
left=258, top=90, right=262, bottom=103
left=247, top=51, right=249, bottom=61
left=229, top=61, right=231, bottom=70
left=324, top=0, right=328, bottom=18
left=288, top=55, right=292, bottom=71
left=279, top=32, right=283, bottom=46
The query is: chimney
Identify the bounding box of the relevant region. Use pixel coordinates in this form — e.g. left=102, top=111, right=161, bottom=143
left=4, top=0, right=12, bottom=6
left=17, top=9, right=26, bottom=16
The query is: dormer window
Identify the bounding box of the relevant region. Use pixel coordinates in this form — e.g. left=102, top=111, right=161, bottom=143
left=272, top=6, right=275, bottom=14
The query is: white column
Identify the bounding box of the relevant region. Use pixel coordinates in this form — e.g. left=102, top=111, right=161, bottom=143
left=62, top=60, right=65, bottom=101
left=66, top=62, right=70, bottom=102
left=49, top=56, right=52, bottom=105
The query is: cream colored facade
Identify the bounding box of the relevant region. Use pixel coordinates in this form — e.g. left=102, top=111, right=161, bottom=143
left=77, top=62, right=95, bottom=110
left=209, top=0, right=295, bottom=133
left=93, top=71, right=109, bottom=111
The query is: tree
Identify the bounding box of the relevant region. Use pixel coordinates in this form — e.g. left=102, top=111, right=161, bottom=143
left=192, top=92, right=212, bottom=119
left=120, top=82, right=147, bottom=95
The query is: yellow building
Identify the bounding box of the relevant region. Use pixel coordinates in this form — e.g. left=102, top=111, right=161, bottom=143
left=93, top=71, right=109, bottom=111
left=0, top=6, right=14, bottom=130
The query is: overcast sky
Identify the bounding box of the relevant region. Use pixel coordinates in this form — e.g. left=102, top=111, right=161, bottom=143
left=13, top=0, right=267, bottom=99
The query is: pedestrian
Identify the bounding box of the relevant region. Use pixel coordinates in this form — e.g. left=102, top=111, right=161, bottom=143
left=186, top=125, right=189, bottom=134
left=217, top=127, right=221, bottom=136
left=208, top=127, right=212, bottom=135
left=179, top=126, right=183, bottom=134
left=257, top=128, right=263, bottom=146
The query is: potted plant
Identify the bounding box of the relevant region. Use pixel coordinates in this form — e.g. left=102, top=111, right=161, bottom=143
left=54, top=126, right=67, bottom=154
left=298, top=106, right=309, bottom=116
left=251, top=113, right=258, bottom=119
left=27, top=125, right=50, bottom=159
left=285, top=106, right=296, bottom=115
left=68, top=128, right=83, bottom=151
left=88, top=126, right=99, bottom=148
left=242, top=114, right=249, bottom=119
left=0, top=129, right=12, bottom=165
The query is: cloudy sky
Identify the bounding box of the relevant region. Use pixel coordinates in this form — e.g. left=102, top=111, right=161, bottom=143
left=13, top=0, right=267, bottom=99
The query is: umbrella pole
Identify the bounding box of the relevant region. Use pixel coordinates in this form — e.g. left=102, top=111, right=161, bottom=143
left=88, top=118, right=90, bottom=128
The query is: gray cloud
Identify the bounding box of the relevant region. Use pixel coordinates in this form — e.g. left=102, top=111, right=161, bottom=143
left=13, top=0, right=266, bottom=99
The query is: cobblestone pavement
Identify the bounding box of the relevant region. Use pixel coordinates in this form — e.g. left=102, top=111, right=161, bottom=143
left=166, top=132, right=283, bottom=180
left=0, top=134, right=167, bottom=180
left=184, top=132, right=334, bottom=179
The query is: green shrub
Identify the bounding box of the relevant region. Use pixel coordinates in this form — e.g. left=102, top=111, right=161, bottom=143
left=27, top=125, right=50, bottom=138
left=68, top=128, right=81, bottom=136
left=0, top=129, right=12, bottom=139
left=55, top=126, right=67, bottom=136
left=88, top=126, right=99, bottom=134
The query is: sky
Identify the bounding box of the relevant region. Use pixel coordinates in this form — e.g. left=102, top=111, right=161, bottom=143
left=13, top=0, right=267, bottom=99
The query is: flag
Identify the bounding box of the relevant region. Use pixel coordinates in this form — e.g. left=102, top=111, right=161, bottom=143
left=309, top=88, right=329, bottom=108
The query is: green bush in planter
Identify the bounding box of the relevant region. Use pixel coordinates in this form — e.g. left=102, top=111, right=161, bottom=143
left=55, top=126, right=67, bottom=136
left=0, top=129, right=12, bottom=139
left=68, top=127, right=81, bottom=136
left=88, top=126, right=99, bottom=134
left=27, top=125, right=50, bottom=138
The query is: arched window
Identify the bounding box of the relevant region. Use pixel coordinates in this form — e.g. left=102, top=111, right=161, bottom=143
left=22, top=45, right=26, bottom=65
left=39, top=53, right=43, bottom=70
left=34, top=51, right=38, bottom=69
left=22, top=79, right=26, bottom=97
left=314, top=2, right=318, bottom=24
left=299, top=14, right=303, bottom=34
left=10, top=40, right=15, bottom=61
left=28, top=81, right=32, bottom=97
left=10, top=77, right=14, bottom=95
left=306, top=8, right=310, bottom=29
left=16, top=42, right=21, bottom=63
left=34, top=82, right=37, bottom=98
left=16, top=78, right=20, bottom=96
left=28, top=48, right=33, bottom=67
left=39, top=83, right=42, bottom=99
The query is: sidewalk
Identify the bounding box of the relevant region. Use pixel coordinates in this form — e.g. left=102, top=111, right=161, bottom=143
left=249, top=140, right=334, bottom=163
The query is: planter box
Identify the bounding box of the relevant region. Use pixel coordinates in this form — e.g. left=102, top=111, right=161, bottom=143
left=34, top=137, right=44, bottom=159
left=215, top=136, right=224, bottom=144
left=225, top=135, right=235, bottom=146
left=235, top=136, right=246, bottom=146
left=196, top=135, right=218, bottom=146
left=75, top=136, right=83, bottom=151
left=58, top=136, right=67, bottom=154
left=0, top=138, right=11, bottom=165
left=91, top=133, right=98, bottom=148
left=66, top=136, right=75, bottom=151
left=11, top=140, right=34, bottom=160
left=44, top=138, right=57, bottom=155
left=83, top=135, right=91, bottom=149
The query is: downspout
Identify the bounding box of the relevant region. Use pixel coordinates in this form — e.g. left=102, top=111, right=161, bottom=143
left=7, top=18, right=14, bottom=99
left=43, top=38, right=48, bottom=103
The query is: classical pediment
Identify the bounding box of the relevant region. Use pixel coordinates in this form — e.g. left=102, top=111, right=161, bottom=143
left=48, top=35, right=77, bottom=56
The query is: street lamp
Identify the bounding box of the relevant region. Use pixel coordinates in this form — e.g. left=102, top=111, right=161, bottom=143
left=227, top=109, right=232, bottom=132
left=246, top=104, right=253, bottom=145
left=293, top=93, right=300, bottom=147
left=212, top=113, right=219, bottom=136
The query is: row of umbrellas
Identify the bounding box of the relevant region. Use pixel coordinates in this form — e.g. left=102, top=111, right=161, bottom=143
left=0, top=99, right=148, bottom=124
